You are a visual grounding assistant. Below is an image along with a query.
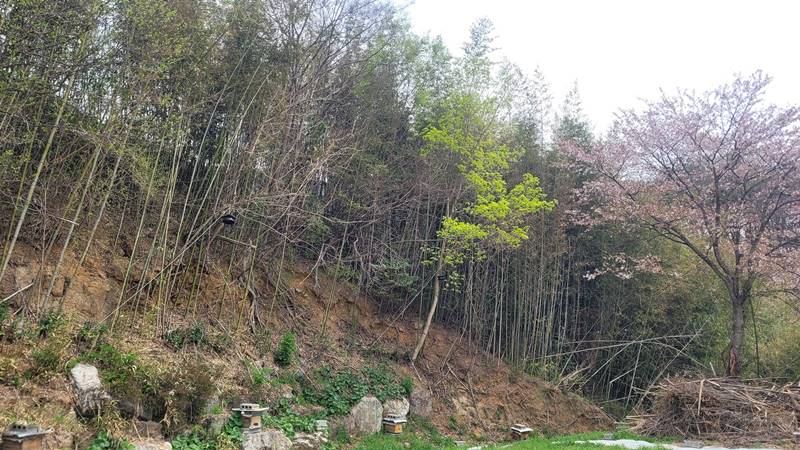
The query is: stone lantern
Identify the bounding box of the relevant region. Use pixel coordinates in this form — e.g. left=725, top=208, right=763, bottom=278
left=232, top=403, right=268, bottom=431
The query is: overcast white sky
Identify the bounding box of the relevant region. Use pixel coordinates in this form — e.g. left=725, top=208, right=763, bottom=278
left=402, top=0, right=800, bottom=132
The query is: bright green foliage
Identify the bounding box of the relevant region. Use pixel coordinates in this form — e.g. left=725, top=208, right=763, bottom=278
left=274, top=332, right=297, bottom=368
left=76, top=322, right=109, bottom=346
left=423, top=92, right=555, bottom=270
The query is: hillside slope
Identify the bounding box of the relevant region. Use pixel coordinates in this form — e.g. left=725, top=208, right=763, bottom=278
left=0, top=226, right=611, bottom=447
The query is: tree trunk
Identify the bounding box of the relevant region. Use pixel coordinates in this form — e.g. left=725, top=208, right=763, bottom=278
left=727, top=293, right=745, bottom=376
left=411, top=243, right=445, bottom=362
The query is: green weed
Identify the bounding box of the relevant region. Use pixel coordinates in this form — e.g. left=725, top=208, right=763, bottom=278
left=86, top=431, right=134, bottom=450
left=36, top=311, right=64, bottom=338
left=301, top=365, right=407, bottom=416
left=274, top=332, right=296, bottom=368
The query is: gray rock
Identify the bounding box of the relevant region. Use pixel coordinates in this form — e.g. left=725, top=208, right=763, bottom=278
left=241, top=429, right=292, bottom=450
left=70, top=363, right=108, bottom=417
left=409, top=387, right=432, bottom=419
left=346, top=396, right=383, bottom=435
left=291, top=431, right=328, bottom=449
left=382, top=398, right=410, bottom=418
left=314, top=419, right=329, bottom=432
left=131, top=440, right=172, bottom=450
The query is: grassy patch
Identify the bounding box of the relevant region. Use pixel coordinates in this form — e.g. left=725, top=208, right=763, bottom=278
left=487, top=430, right=674, bottom=450
left=350, top=428, right=672, bottom=450
left=351, top=418, right=456, bottom=450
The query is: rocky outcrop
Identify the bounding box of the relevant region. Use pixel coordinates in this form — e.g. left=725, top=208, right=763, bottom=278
left=69, top=363, right=108, bottom=417
left=131, top=440, right=172, bottom=450
left=241, top=429, right=292, bottom=450
left=290, top=431, right=328, bottom=449
left=382, top=397, right=410, bottom=418
left=346, top=395, right=383, bottom=435
left=409, top=387, right=432, bottom=419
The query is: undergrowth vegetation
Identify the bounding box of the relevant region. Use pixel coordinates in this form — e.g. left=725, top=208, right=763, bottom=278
left=274, top=332, right=297, bottom=368
left=302, top=365, right=409, bottom=416
left=171, top=414, right=243, bottom=450
left=86, top=431, right=134, bottom=450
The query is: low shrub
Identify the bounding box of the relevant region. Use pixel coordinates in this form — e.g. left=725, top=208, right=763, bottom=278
left=261, top=399, right=317, bottom=437
left=165, top=323, right=206, bottom=349
left=76, top=321, right=109, bottom=349
left=274, top=332, right=296, bottom=368
left=83, top=342, right=215, bottom=434
left=171, top=414, right=243, bottom=450
left=36, top=311, right=64, bottom=338
left=27, top=339, right=68, bottom=379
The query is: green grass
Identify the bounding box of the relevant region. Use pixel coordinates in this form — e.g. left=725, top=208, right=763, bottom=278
left=352, top=428, right=674, bottom=450
left=487, top=429, right=675, bottom=450
left=352, top=419, right=457, bottom=450
left=353, top=433, right=458, bottom=450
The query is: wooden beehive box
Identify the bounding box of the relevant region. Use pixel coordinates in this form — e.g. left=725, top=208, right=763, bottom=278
left=510, top=424, right=532, bottom=441
left=382, top=416, right=407, bottom=434
left=2, top=424, right=49, bottom=450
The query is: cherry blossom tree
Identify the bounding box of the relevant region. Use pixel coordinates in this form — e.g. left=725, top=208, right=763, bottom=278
left=571, top=72, right=800, bottom=376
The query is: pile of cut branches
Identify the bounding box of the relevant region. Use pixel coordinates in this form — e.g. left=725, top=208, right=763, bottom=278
left=630, top=377, right=800, bottom=444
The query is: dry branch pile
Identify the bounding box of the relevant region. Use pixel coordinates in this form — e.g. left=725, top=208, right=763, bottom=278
left=631, top=377, right=800, bottom=444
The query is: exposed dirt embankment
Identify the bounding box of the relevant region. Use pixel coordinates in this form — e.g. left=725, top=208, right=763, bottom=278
left=278, top=265, right=612, bottom=438
left=0, top=228, right=611, bottom=443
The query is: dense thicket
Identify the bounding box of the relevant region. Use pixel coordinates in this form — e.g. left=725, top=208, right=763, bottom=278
left=1, top=0, right=797, bottom=412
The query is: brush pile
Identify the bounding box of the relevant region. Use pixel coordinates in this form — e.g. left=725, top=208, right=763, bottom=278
left=631, top=377, right=800, bottom=444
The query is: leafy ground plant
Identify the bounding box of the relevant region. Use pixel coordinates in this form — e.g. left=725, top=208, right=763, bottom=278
left=86, top=431, right=134, bottom=450
left=172, top=414, right=243, bottom=450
